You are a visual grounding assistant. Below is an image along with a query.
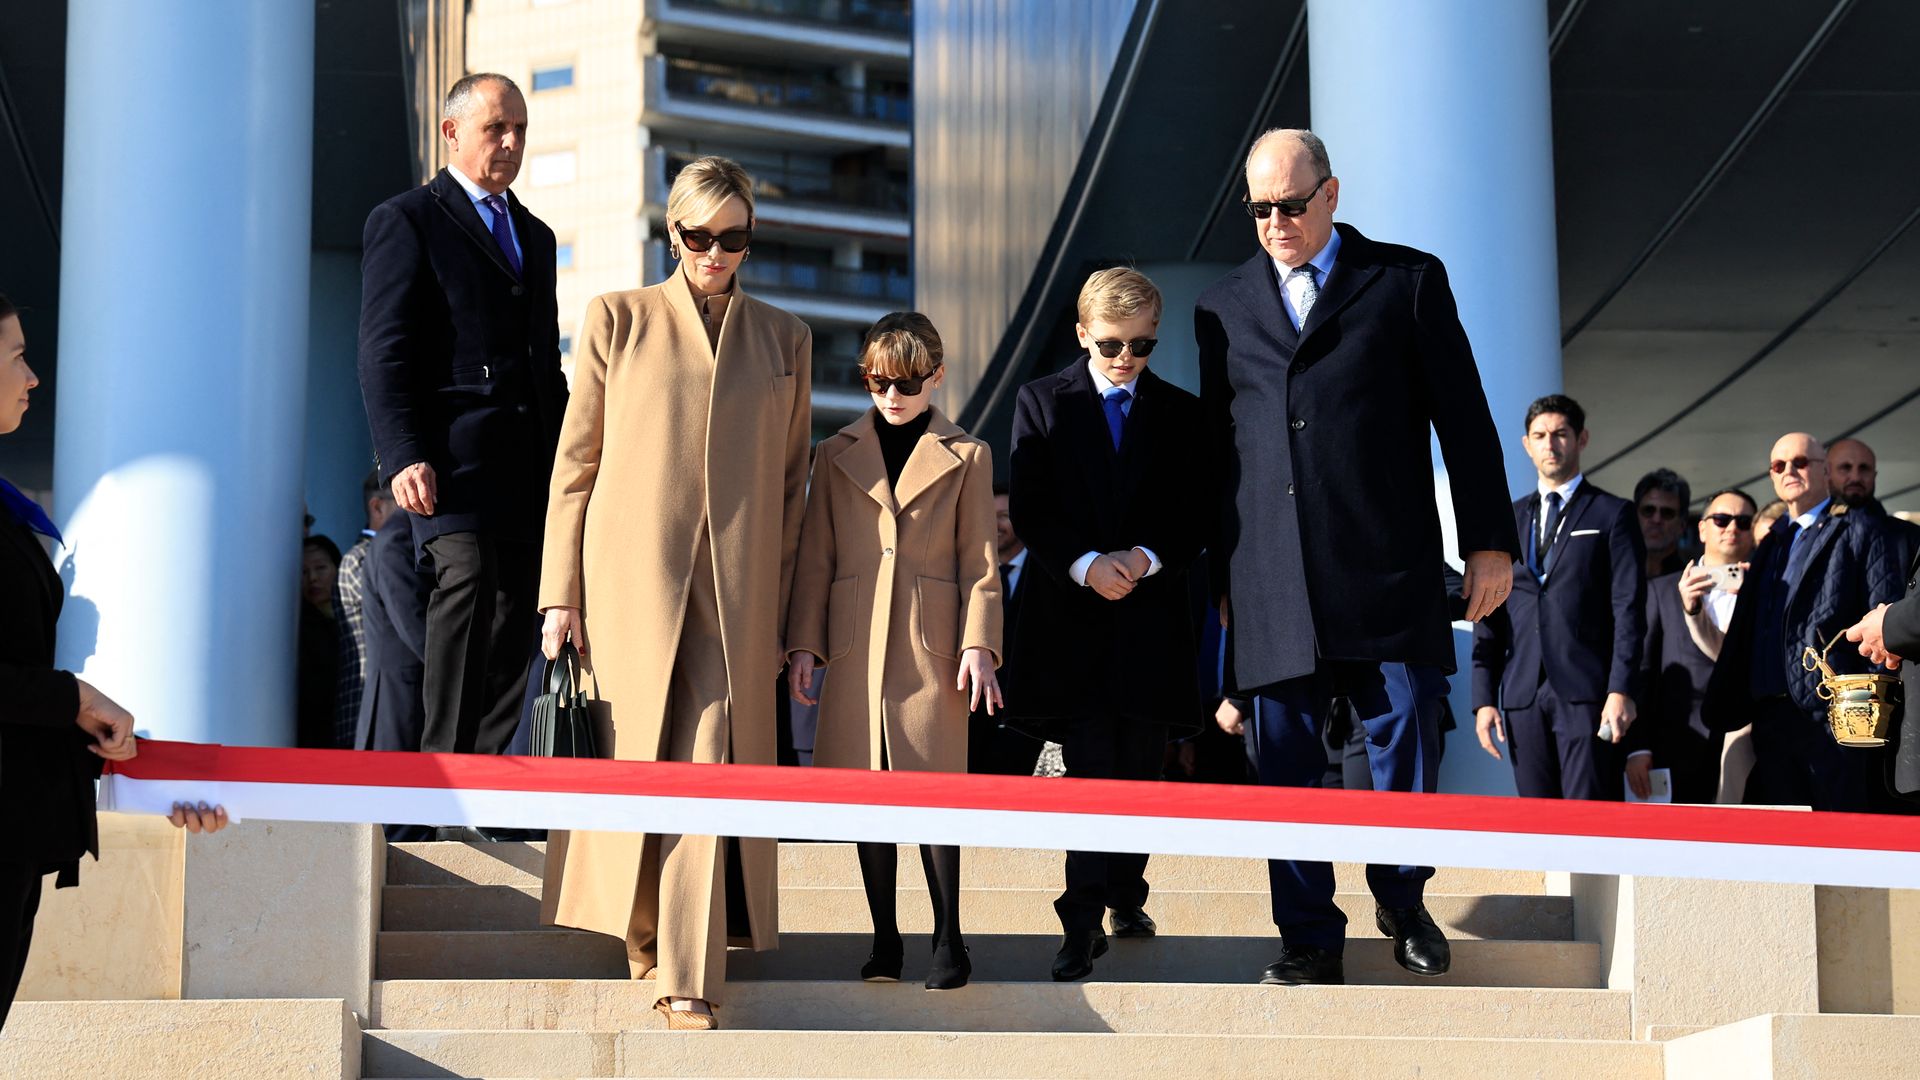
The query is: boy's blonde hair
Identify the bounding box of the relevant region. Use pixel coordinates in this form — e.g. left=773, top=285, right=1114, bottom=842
left=859, top=311, right=944, bottom=379
left=666, top=155, right=756, bottom=230
left=1076, top=267, right=1162, bottom=325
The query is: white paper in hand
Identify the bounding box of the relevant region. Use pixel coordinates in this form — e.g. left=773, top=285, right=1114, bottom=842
left=1624, top=767, right=1673, bottom=804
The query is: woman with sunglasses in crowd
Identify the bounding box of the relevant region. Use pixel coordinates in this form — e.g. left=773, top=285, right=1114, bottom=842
left=535, top=157, right=811, bottom=1030
left=786, top=312, right=1002, bottom=990
left=0, top=293, right=227, bottom=1029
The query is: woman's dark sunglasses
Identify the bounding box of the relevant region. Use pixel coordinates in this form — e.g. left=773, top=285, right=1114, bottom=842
left=675, top=222, right=753, bottom=253
left=1243, top=175, right=1330, bottom=219
left=1705, top=513, right=1754, bottom=530
left=861, top=372, right=929, bottom=396
left=1093, top=338, right=1158, bottom=358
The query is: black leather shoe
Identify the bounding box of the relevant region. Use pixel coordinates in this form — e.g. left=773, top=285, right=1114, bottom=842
left=860, top=933, right=904, bottom=982
left=925, top=938, right=971, bottom=990
left=1108, top=906, right=1157, bottom=938
left=1376, top=904, right=1450, bottom=977
left=1259, top=944, right=1345, bottom=986
left=1051, top=927, right=1109, bottom=981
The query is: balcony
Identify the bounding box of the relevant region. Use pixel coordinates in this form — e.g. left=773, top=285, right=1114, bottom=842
left=644, top=241, right=907, bottom=327
left=644, top=55, right=911, bottom=151
left=645, top=147, right=909, bottom=239
left=651, top=0, right=911, bottom=67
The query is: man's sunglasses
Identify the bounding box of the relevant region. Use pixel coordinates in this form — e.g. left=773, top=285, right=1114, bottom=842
left=1243, top=176, right=1330, bottom=220
left=675, top=222, right=753, bottom=253
left=1769, top=455, right=1824, bottom=475
left=1705, top=513, right=1754, bottom=530
left=1638, top=504, right=1679, bottom=521
left=1093, top=338, right=1158, bottom=359
left=861, top=371, right=931, bottom=396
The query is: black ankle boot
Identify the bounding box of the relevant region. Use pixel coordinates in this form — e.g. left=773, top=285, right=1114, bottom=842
left=925, top=936, right=971, bottom=990
left=861, top=932, right=904, bottom=982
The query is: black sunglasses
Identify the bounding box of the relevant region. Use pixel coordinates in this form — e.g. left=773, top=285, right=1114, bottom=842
left=1705, top=513, right=1754, bottom=530
left=861, top=371, right=931, bottom=396
left=1638, top=504, right=1679, bottom=521
left=674, top=222, right=753, bottom=253
left=1243, top=175, right=1330, bottom=220
left=1769, top=455, right=1824, bottom=475
left=1092, top=338, right=1158, bottom=358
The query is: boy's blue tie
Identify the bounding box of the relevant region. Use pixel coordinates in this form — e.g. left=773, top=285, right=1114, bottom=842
left=1102, top=386, right=1129, bottom=450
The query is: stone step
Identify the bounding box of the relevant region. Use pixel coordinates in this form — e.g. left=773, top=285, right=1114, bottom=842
left=361, top=1029, right=1661, bottom=1079
left=381, top=883, right=1573, bottom=940
left=387, top=841, right=1545, bottom=895
left=375, top=930, right=1600, bottom=987
left=370, top=978, right=1633, bottom=1040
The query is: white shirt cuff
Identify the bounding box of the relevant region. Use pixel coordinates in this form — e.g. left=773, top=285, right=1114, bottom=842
left=1069, top=551, right=1100, bottom=587
left=1134, top=546, right=1162, bottom=577
left=1626, top=750, right=1652, bottom=761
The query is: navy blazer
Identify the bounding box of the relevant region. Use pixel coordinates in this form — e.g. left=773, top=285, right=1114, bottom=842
left=1471, top=481, right=1645, bottom=710
left=1705, top=501, right=1902, bottom=726
left=357, top=170, right=568, bottom=547
left=0, top=509, right=101, bottom=875
left=1629, top=569, right=1719, bottom=758
left=1196, top=224, right=1518, bottom=690
left=1007, top=362, right=1205, bottom=727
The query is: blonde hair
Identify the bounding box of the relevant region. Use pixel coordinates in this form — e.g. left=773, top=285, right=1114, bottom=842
left=859, top=311, right=944, bottom=379
left=666, top=155, right=756, bottom=230
left=1077, top=267, right=1162, bottom=325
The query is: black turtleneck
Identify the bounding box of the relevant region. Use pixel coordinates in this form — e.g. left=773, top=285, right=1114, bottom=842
left=875, top=408, right=933, bottom=491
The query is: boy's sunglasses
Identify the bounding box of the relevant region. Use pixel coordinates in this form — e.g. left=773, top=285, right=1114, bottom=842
left=1243, top=176, right=1330, bottom=219
left=1093, top=338, right=1158, bottom=358
left=675, top=222, right=753, bottom=253
left=861, top=372, right=930, bottom=396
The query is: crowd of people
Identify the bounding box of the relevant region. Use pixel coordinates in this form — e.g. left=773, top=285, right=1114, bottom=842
left=321, top=72, right=1920, bottom=1030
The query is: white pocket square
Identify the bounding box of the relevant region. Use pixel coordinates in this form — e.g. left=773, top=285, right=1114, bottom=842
left=1570, top=529, right=1601, bottom=537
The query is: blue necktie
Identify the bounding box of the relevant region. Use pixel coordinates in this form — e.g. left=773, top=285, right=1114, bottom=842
left=482, top=194, right=523, bottom=278
left=1102, top=386, right=1129, bottom=450
left=0, top=476, right=60, bottom=545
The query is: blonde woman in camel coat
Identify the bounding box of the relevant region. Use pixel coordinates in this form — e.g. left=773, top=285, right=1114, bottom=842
left=786, top=312, right=1001, bottom=990
left=537, top=157, right=810, bottom=1030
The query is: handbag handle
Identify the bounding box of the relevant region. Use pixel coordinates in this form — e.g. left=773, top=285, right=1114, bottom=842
left=544, top=640, right=583, bottom=701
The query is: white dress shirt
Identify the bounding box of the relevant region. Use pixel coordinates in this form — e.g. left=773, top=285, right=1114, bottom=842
left=1269, top=227, right=1342, bottom=331
left=447, top=163, right=523, bottom=266
left=1067, top=359, right=1163, bottom=588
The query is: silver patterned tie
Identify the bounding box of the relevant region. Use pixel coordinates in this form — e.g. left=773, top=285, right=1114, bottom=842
left=1290, top=263, right=1320, bottom=325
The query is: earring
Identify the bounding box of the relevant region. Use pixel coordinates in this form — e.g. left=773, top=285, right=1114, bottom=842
left=670, top=245, right=680, bottom=261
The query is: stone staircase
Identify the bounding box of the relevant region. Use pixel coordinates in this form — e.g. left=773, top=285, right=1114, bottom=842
left=361, top=841, right=1662, bottom=1078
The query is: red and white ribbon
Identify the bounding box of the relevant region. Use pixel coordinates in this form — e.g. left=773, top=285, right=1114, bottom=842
left=100, top=740, right=1920, bottom=889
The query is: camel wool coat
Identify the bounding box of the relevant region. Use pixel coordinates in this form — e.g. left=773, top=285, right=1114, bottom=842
left=787, top=407, right=1002, bottom=773
left=537, top=277, right=811, bottom=951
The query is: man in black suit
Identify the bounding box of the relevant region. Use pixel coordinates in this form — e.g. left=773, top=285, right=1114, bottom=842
left=1472, top=396, right=1645, bottom=801
left=1196, top=130, right=1519, bottom=988
left=357, top=74, right=567, bottom=759
left=1628, top=487, right=1757, bottom=804
left=969, top=482, right=1041, bottom=777
left=1011, top=268, right=1205, bottom=982
left=1843, top=542, right=1920, bottom=802
left=1705, top=433, right=1902, bottom=811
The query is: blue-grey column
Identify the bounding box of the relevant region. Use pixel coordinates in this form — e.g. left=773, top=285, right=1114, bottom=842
left=1308, top=1, right=1559, bottom=796
left=53, top=1, right=316, bottom=745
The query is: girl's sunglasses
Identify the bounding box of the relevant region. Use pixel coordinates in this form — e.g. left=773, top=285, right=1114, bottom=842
left=675, top=222, right=753, bottom=253
left=861, top=372, right=930, bottom=396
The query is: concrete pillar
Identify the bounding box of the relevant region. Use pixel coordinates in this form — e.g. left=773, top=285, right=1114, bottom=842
left=1308, top=0, right=1562, bottom=796
left=53, top=0, right=316, bottom=745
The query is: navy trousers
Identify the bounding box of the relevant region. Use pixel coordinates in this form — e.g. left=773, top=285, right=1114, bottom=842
left=1246, top=662, right=1445, bottom=953
left=1505, top=676, right=1620, bottom=801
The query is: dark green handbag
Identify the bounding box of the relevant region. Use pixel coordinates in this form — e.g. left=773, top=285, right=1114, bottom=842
left=532, top=642, right=599, bottom=758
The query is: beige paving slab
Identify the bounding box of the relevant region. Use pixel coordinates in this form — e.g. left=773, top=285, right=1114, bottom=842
left=362, top=1029, right=1662, bottom=1079
left=376, top=930, right=1600, bottom=987
left=383, top=883, right=1571, bottom=940
left=388, top=841, right=1545, bottom=894
left=0, top=998, right=358, bottom=1080
left=370, top=978, right=1633, bottom=1040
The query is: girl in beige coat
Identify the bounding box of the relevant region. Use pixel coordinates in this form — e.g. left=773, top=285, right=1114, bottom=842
left=538, top=158, right=811, bottom=1030
left=786, top=312, right=1002, bottom=990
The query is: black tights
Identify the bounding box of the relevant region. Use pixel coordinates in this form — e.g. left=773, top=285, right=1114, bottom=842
left=856, top=842, right=963, bottom=950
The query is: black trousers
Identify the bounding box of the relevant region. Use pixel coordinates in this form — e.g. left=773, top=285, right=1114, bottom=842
left=0, top=862, right=45, bottom=1031
left=1746, top=696, right=1889, bottom=813
left=968, top=711, right=1042, bottom=777
left=1055, top=718, right=1166, bottom=934
left=420, top=532, right=540, bottom=756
